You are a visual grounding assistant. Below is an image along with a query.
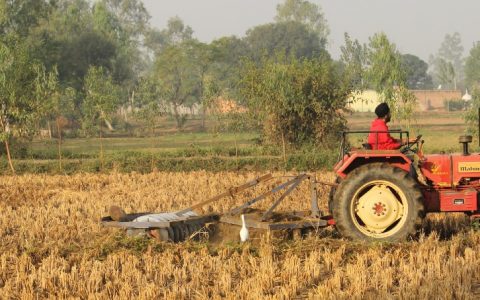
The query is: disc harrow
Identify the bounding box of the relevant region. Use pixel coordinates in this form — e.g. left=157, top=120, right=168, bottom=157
left=101, top=173, right=335, bottom=243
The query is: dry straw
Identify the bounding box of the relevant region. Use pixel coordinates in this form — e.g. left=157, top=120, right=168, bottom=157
left=0, top=172, right=479, bottom=298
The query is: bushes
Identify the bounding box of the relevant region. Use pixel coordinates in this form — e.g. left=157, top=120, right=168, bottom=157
left=239, top=55, right=352, bottom=148
left=444, top=98, right=466, bottom=111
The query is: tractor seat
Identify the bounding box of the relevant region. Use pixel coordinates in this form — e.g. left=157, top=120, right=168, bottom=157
left=362, top=143, right=372, bottom=150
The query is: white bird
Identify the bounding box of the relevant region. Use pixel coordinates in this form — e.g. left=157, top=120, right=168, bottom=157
left=239, top=214, right=249, bottom=242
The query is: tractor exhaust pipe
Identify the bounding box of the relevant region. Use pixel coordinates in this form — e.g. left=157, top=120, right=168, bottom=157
left=459, top=135, right=472, bottom=156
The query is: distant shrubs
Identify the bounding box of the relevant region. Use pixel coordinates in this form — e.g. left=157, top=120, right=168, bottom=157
left=443, top=98, right=466, bottom=111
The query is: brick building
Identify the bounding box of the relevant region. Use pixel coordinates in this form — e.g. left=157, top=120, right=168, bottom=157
left=412, top=90, right=462, bottom=111
left=348, top=89, right=463, bottom=112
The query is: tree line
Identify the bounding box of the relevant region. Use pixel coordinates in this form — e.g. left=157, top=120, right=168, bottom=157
left=2, top=0, right=480, bottom=173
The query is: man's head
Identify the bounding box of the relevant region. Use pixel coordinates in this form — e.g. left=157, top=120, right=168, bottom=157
left=375, top=102, right=391, bottom=122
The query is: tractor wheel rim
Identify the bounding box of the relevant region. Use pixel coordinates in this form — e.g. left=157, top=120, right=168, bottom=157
left=350, top=180, right=408, bottom=238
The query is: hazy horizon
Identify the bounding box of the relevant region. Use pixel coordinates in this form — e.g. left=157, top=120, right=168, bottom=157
left=142, top=0, right=479, bottom=61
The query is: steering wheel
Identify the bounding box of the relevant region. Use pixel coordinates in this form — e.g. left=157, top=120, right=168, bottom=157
left=400, top=135, right=422, bottom=154
left=411, top=134, right=423, bottom=145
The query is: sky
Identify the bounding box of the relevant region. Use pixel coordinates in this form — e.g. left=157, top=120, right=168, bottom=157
left=142, top=0, right=480, bottom=61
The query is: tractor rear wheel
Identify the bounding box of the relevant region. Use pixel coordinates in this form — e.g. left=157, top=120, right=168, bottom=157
left=333, top=163, right=424, bottom=242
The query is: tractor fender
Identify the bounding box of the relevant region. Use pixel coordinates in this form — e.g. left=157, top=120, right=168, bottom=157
left=334, top=150, right=412, bottom=178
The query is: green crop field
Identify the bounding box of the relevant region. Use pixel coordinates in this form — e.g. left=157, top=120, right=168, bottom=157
left=1, top=111, right=477, bottom=175
left=30, top=111, right=477, bottom=155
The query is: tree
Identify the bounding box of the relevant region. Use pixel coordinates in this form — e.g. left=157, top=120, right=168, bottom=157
left=145, top=16, right=193, bottom=55
left=34, top=0, right=149, bottom=114
left=465, top=42, right=480, bottom=89
left=429, top=32, right=464, bottom=89
left=82, top=66, right=120, bottom=168
left=40, top=74, right=75, bottom=171
left=0, top=0, right=52, bottom=37
left=60, top=30, right=118, bottom=91
left=400, top=54, right=433, bottom=89
left=37, top=66, right=75, bottom=172
left=190, top=41, right=214, bottom=131
left=0, top=39, right=56, bottom=173
left=93, top=0, right=150, bottom=81
left=208, top=36, right=248, bottom=96
left=239, top=54, right=352, bottom=147
left=92, top=0, right=154, bottom=126
left=29, top=1, right=98, bottom=90
left=435, top=59, right=456, bottom=89
left=134, top=75, right=163, bottom=171
left=365, top=33, right=416, bottom=123
left=244, top=21, right=326, bottom=62
left=135, top=76, right=163, bottom=135
left=201, top=75, right=221, bottom=132
left=100, top=0, right=150, bottom=43
left=153, top=42, right=203, bottom=130
left=340, top=33, right=367, bottom=90
left=464, top=87, right=480, bottom=138
left=275, top=0, right=329, bottom=43
left=83, top=66, right=119, bottom=134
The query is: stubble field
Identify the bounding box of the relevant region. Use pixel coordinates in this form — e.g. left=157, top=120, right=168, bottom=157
left=1, top=171, right=479, bottom=299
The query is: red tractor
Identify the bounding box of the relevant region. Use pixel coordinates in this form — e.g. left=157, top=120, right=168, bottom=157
left=330, top=130, right=480, bottom=242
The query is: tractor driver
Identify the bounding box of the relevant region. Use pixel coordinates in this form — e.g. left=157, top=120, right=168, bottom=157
left=368, top=103, right=414, bottom=150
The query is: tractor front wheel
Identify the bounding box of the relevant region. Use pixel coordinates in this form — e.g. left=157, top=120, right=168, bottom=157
left=333, top=163, right=424, bottom=242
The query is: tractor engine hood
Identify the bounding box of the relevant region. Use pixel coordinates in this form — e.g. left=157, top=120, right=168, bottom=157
left=421, top=153, right=480, bottom=187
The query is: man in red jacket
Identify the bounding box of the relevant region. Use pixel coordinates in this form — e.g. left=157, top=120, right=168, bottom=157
left=368, top=103, right=411, bottom=150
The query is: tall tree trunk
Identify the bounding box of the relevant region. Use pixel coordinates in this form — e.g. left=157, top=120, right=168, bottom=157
left=201, top=104, right=206, bottom=131
left=47, top=121, right=52, bottom=139
left=104, top=119, right=114, bottom=131
left=99, top=122, right=104, bottom=171
left=56, top=119, right=62, bottom=171
left=4, top=139, right=15, bottom=174
left=100, top=110, right=114, bottom=131
left=172, top=103, right=183, bottom=130
left=150, top=137, right=155, bottom=172
left=127, top=90, right=135, bottom=122
left=0, top=116, right=14, bottom=174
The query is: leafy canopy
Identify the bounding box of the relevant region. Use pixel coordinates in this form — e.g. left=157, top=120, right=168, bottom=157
left=153, top=42, right=202, bottom=129
left=465, top=42, right=480, bottom=89
left=400, top=54, right=433, bottom=89
left=82, top=66, right=120, bottom=135
left=275, top=0, right=329, bottom=43
left=365, top=33, right=416, bottom=123
left=244, top=21, right=326, bottom=63
left=429, top=32, right=464, bottom=89
left=0, top=39, right=56, bottom=139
